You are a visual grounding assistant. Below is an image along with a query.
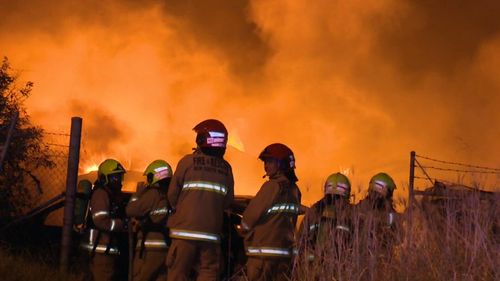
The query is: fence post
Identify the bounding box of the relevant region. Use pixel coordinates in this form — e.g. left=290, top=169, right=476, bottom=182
left=60, top=117, right=82, bottom=273
left=409, top=151, right=416, bottom=209
left=0, top=112, right=19, bottom=173
left=404, top=151, right=416, bottom=279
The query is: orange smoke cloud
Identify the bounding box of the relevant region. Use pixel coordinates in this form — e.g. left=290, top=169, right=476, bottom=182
left=1, top=0, right=499, bottom=206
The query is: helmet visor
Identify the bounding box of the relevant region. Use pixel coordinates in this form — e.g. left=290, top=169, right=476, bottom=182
left=371, top=180, right=388, bottom=197
left=108, top=173, right=124, bottom=184
left=206, top=131, right=227, bottom=147
left=325, top=182, right=349, bottom=197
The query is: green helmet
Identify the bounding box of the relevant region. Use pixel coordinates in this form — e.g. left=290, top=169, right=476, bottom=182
left=324, top=172, right=351, bottom=199
left=368, top=172, right=396, bottom=198
left=98, top=159, right=126, bottom=185
left=78, top=179, right=92, bottom=195
left=143, top=160, right=173, bottom=186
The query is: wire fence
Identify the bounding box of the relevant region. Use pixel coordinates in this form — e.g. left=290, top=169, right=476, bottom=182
left=30, top=131, right=70, bottom=225
left=31, top=128, right=100, bottom=226
left=413, top=153, right=500, bottom=191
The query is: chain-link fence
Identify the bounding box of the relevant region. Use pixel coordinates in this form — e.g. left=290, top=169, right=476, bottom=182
left=31, top=131, right=70, bottom=225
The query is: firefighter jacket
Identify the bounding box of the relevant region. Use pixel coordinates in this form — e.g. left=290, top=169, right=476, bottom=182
left=300, top=197, right=353, bottom=247
left=356, top=197, right=399, bottom=249
left=126, top=185, right=170, bottom=251
left=297, top=197, right=353, bottom=262
left=241, top=174, right=301, bottom=258
left=167, top=150, right=234, bottom=243
left=81, top=187, right=126, bottom=255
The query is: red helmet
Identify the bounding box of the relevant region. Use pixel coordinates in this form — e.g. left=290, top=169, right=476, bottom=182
left=193, top=119, right=228, bottom=148
left=258, top=143, right=296, bottom=169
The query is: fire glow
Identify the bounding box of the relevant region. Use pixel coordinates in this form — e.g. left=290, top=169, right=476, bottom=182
left=228, top=131, right=245, bottom=153
left=84, top=164, right=99, bottom=174
left=2, top=1, right=499, bottom=203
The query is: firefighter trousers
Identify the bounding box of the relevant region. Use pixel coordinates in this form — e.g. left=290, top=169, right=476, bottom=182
left=132, top=249, right=168, bottom=281
left=166, top=238, right=220, bottom=281
left=245, top=256, right=291, bottom=281
left=86, top=253, right=116, bottom=281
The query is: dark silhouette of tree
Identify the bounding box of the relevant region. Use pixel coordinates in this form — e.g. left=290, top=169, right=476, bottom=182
left=0, top=57, right=53, bottom=222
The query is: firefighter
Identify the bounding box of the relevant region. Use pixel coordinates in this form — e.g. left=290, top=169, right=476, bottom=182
left=126, top=160, right=173, bottom=281
left=240, top=143, right=301, bottom=281
left=166, top=119, right=235, bottom=281
left=81, top=159, right=127, bottom=281
left=357, top=172, right=398, bottom=242
left=299, top=172, right=353, bottom=263
left=356, top=172, right=399, bottom=280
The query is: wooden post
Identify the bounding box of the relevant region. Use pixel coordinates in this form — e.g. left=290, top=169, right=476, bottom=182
left=60, top=117, right=82, bottom=273
left=409, top=151, right=416, bottom=209
left=406, top=150, right=416, bottom=271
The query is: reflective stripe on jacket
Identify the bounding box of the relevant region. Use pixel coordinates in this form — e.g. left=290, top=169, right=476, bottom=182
left=80, top=243, right=120, bottom=255
left=246, top=246, right=293, bottom=257
left=169, top=228, right=220, bottom=243
left=266, top=203, right=301, bottom=215
left=80, top=229, right=120, bottom=255
left=182, top=181, right=228, bottom=195
left=135, top=239, right=169, bottom=249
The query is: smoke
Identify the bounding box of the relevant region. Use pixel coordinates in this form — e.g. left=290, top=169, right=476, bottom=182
left=70, top=101, right=131, bottom=152
left=1, top=0, right=499, bottom=204
left=160, top=0, right=271, bottom=77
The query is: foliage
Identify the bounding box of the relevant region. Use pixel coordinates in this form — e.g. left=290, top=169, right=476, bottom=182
left=0, top=57, right=53, bottom=222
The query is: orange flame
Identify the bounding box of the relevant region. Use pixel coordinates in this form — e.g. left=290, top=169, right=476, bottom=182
left=84, top=164, right=99, bottom=174
left=228, top=130, right=245, bottom=152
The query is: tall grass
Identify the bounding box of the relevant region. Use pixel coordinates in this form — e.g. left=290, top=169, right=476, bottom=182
left=1, top=188, right=497, bottom=281
left=0, top=247, right=81, bottom=281
left=291, top=189, right=499, bottom=281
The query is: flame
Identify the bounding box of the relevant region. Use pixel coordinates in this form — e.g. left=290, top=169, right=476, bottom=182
left=339, top=167, right=352, bottom=177
left=84, top=164, right=99, bottom=174
left=80, top=154, right=106, bottom=175
left=228, top=130, right=245, bottom=152
left=79, top=152, right=133, bottom=175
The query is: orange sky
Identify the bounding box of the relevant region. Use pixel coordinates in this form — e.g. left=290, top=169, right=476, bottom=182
left=1, top=0, right=500, bottom=206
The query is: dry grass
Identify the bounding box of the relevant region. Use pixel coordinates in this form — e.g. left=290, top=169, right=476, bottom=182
left=0, top=247, right=81, bottom=281
left=291, top=190, right=499, bottom=281
left=1, top=188, right=497, bottom=281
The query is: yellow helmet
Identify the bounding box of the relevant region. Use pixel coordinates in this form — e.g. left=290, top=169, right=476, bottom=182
left=143, top=160, right=173, bottom=186
left=97, top=159, right=125, bottom=185
left=324, top=172, right=351, bottom=199
left=368, top=172, right=396, bottom=198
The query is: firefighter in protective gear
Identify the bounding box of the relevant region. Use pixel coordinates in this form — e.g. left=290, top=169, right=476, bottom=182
left=126, top=160, right=173, bottom=281
left=240, top=143, right=301, bottom=281
left=81, top=159, right=127, bottom=281
left=166, top=119, right=234, bottom=281
left=299, top=172, right=353, bottom=263
left=356, top=172, right=399, bottom=280
left=357, top=172, right=398, bottom=230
